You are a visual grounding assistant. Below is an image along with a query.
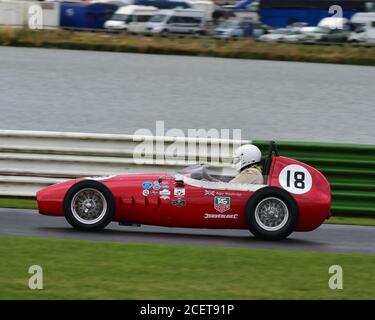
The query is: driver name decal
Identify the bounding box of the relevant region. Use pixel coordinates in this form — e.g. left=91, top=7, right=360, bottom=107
left=214, top=196, right=231, bottom=213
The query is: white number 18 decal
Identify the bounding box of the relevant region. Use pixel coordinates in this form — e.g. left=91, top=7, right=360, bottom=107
left=279, top=165, right=312, bottom=194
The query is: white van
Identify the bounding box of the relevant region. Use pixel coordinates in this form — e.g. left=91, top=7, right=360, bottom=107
left=104, top=5, right=158, bottom=33
left=348, top=12, right=375, bottom=43
left=145, top=9, right=206, bottom=35
left=188, top=0, right=215, bottom=22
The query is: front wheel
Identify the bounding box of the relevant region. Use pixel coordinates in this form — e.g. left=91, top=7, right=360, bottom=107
left=64, top=180, right=115, bottom=231
left=245, top=187, right=298, bottom=240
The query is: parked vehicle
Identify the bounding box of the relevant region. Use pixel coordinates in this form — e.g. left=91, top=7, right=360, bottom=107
left=299, top=26, right=329, bottom=42
left=300, top=17, right=351, bottom=42
left=214, top=18, right=254, bottom=39
left=348, top=12, right=375, bottom=43
left=104, top=5, right=158, bottom=33
left=146, top=9, right=206, bottom=35
left=37, top=142, right=331, bottom=241
left=258, top=28, right=301, bottom=42
left=188, top=0, right=215, bottom=22
left=281, top=29, right=307, bottom=43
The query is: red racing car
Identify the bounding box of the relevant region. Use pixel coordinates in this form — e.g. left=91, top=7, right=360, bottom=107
left=37, top=142, right=331, bottom=240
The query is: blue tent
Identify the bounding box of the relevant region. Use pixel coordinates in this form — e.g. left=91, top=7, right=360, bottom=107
left=60, top=2, right=119, bottom=30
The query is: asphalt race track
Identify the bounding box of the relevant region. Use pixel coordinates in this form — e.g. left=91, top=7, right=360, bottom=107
left=0, top=208, right=374, bottom=254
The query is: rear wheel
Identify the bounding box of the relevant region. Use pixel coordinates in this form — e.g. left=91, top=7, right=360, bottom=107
left=246, top=187, right=298, bottom=240
left=64, top=180, right=115, bottom=231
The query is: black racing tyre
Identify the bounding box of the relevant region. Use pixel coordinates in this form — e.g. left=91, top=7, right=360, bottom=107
left=245, top=187, right=298, bottom=240
left=63, top=180, right=115, bottom=231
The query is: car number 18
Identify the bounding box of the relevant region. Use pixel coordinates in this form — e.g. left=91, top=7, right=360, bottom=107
left=279, top=164, right=312, bottom=194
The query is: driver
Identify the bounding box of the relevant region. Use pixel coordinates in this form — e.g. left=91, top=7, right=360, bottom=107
left=230, top=144, right=263, bottom=184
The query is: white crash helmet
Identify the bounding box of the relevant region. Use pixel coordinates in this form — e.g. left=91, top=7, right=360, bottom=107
left=233, top=144, right=262, bottom=172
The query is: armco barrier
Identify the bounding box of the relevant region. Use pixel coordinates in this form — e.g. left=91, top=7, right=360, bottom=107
left=0, top=130, right=374, bottom=216
left=254, top=140, right=375, bottom=215
left=0, top=130, right=246, bottom=197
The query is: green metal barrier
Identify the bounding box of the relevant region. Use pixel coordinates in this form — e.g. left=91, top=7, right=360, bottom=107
left=253, top=140, right=375, bottom=215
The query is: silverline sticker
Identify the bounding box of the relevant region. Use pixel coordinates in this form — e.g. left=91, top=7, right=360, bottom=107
left=204, top=213, right=238, bottom=219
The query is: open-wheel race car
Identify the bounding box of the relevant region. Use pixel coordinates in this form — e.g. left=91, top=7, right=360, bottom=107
left=37, top=142, right=331, bottom=240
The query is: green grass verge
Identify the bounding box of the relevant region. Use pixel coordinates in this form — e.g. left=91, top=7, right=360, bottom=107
left=325, top=215, right=375, bottom=226
left=0, top=197, right=37, bottom=210
left=0, top=197, right=374, bottom=226
left=1, top=28, right=375, bottom=66
left=0, top=236, right=374, bottom=299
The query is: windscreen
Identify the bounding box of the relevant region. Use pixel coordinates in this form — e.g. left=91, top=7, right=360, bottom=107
left=111, top=14, right=130, bottom=22
left=150, top=14, right=167, bottom=23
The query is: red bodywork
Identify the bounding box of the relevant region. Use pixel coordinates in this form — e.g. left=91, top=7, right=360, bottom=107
left=37, top=156, right=331, bottom=232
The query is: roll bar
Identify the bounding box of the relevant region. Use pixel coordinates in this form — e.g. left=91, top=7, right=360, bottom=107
left=262, top=141, right=279, bottom=182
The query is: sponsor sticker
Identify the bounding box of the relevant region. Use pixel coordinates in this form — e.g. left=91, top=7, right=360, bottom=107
left=142, top=181, right=152, bottom=189
left=160, top=189, right=171, bottom=196
left=214, top=196, right=231, bottom=213
left=153, top=184, right=160, bottom=191
left=172, top=199, right=186, bottom=207
left=160, top=195, right=170, bottom=200
left=204, top=213, right=238, bottom=219
left=174, top=188, right=185, bottom=197
left=204, top=190, right=215, bottom=196
left=162, top=184, right=169, bottom=189
left=142, top=189, right=149, bottom=197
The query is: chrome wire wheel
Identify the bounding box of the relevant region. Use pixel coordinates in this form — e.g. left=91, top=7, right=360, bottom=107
left=71, top=188, right=107, bottom=225
left=254, top=197, right=289, bottom=232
